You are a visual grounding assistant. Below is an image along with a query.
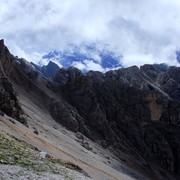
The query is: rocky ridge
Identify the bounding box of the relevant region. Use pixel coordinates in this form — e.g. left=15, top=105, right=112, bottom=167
left=31, top=61, right=60, bottom=78
left=0, top=39, right=180, bottom=179
left=49, top=63, right=180, bottom=179
left=0, top=40, right=26, bottom=124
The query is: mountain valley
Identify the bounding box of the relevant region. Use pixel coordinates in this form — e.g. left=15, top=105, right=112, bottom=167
left=0, top=39, right=180, bottom=180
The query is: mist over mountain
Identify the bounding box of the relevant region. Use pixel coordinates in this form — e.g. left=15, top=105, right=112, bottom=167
left=2, top=0, right=180, bottom=67
left=37, top=43, right=180, bottom=74
left=38, top=44, right=123, bottom=72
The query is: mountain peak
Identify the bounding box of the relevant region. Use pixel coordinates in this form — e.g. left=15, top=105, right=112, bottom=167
left=0, top=39, right=5, bottom=50
left=48, top=60, right=56, bottom=65
left=0, top=39, right=4, bottom=45
left=40, top=61, right=60, bottom=78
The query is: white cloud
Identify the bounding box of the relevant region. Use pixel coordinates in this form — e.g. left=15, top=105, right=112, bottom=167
left=0, top=0, right=180, bottom=68
left=84, top=60, right=104, bottom=72
left=72, top=60, right=105, bottom=72
left=91, top=53, right=102, bottom=64
left=72, top=61, right=86, bottom=71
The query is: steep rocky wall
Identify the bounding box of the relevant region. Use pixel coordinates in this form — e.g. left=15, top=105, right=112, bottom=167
left=0, top=39, right=26, bottom=124
left=50, top=65, right=180, bottom=178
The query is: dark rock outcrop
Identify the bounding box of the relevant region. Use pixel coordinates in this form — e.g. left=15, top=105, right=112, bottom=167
left=50, top=101, right=84, bottom=132
left=0, top=40, right=26, bottom=124
left=50, top=63, right=180, bottom=179
left=31, top=61, right=60, bottom=78
left=52, top=67, right=82, bottom=86
left=41, top=61, right=60, bottom=78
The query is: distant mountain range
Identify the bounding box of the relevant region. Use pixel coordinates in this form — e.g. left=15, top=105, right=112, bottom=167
left=38, top=44, right=123, bottom=72
left=37, top=44, right=180, bottom=75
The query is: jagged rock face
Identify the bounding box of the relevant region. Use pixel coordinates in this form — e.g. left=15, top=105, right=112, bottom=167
left=49, top=100, right=90, bottom=134
left=0, top=40, right=26, bottom=124
left=52, top=67, right=82, bottom=86
left=31, top=61, right=60, bottom=78
left=51, top=64, right=180, bottom=177
left=41, top=61, right=60, bottom=78
left=142, top=65, right=180, bottom=100
left=0, top=39, right=14, bottom=77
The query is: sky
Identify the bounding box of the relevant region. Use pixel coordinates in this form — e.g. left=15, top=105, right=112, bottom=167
left=0, top=0, right=180, bottom=68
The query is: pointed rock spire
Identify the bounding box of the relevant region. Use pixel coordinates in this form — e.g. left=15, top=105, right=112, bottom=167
left=0, top=39, right=4, bottom=46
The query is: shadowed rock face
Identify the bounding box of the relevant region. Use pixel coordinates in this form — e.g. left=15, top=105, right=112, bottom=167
left=0, top=40, right=26, bottom=124
left=51, top=64, right=180, bottom=177
left=31, top=61, right=60, bottom=78
left=41, top=61, right=60, bottom=78
left=1, top=39, right=180, bottom=179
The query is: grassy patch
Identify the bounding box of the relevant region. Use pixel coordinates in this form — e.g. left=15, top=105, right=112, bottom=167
left=0, top=133, right=85, bottom=179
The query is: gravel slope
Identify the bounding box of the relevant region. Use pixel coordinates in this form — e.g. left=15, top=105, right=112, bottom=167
left=0, top=165, right=91, bottom=180
left=0, top=88, right=146, bottom=180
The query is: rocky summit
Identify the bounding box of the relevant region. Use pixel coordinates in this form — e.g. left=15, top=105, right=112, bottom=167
left=0, top=39, right=180, bottom=180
